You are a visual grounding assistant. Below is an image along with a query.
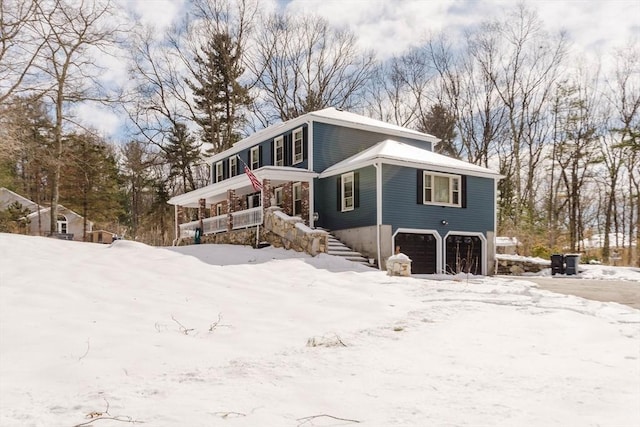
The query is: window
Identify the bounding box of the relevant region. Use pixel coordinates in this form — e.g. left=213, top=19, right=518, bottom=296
left=423, top=171, right=461, bottom=207
left=274, top=187, right=283, bottom=206
left=250, top=146, right=260, bottom=170
left=292, top=182, right=302, bottom=216
left=274, top=137, right=284, bottom=166
left=248, top=193, right=261, bottom=209
left=57, top=214, right=68, bottom=234
left=341, top=172, right=354, bottom=212
left=216, top=203, right=223, bottom=216
left=215, top=161, right=224, bottom=182
left=292, top=128, right=303, bottom=164
left=229, top=157, right=237, bottom=177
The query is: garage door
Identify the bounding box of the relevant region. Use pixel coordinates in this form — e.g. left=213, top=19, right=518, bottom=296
left=395, top=233, right=437, bottom=274
left=445, top=235, right=482, bottom=275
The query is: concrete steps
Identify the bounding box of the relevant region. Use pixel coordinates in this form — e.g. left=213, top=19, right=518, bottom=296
left=321, top=230, right=375, bottom=268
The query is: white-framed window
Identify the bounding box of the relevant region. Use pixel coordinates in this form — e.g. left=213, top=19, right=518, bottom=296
left=341, top=172, right=354, bottom=212
left=216, top=203, right=223, bottom=216
left=215, top=161, right=224, bottom=182
left=57, top=214, right=68, bottom=234
left=423, top=171, right=461, bottom=207
left=292, top=128, right=303, bottom=164
left=274, top=187, right=283, bottom=206
left=248, top=193, right=261, bottom=209
left=229, top=157, right=237, bottom=177
left=292, top=182, right=302, bottom=216
left=274, top=136, right=284, bottom=166
left=250, top=146, right=260, bottom=170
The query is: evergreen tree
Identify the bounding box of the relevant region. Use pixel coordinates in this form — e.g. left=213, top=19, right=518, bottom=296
left=164, top=123, right=201, bottom=193
left=59, top=132, right=125, bottom=239
left=187, top=32, right=252, bottom=154
left=418, top=103, right=459, bottom=158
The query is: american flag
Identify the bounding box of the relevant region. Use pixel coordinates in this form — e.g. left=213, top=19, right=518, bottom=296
left=243, top=164, right=262, bottom=192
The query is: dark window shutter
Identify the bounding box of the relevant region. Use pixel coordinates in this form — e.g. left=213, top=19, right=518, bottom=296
left=223, top=159, right=228, bottom=180
left=302, top=127, right=308, bottom=161
left=461, top=175, right=467, bottom=208
left=417, top=169, right=424, bottom=204
left=271, top=141, right=275, bottom=165
left=258, top=145, right=263, bottom=167
left=354, top=172, right=360, bottom=208
left=285, top=134, right=292, bottom=166
left=336, top=177, right=341, bottom=211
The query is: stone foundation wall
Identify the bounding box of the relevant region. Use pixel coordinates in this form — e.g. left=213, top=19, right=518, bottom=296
left=496, top=257, right=549, bottom=275
left=176, top=207, right=328, bottom=256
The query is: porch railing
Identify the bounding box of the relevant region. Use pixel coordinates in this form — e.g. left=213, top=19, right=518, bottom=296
left=178, top=207, right=263, bottom=239
left=232, top=206, right=263, bottom=230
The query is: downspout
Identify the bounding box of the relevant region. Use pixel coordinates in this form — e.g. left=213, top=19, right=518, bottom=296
left=374, top=162, right=382, bottom=270
left=173, top=204, right=179, bottom=246
left=308, top=120, right=315, bottom=227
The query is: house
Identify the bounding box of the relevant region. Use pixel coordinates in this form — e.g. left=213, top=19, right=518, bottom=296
left=0, top=187, right=92, bottom=241
left=168, top=108, right=503, bottom=275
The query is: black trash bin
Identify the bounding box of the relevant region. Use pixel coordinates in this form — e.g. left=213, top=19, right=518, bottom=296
left=564, top=254, right=580, bottom=276
left=551, top=254, right=564, bottom=275
left=194, top=227, right=202, bottom=244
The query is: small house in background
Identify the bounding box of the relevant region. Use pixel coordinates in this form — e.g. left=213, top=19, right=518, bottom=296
left=496, top=236, right=520, bottom=255
left=0, top=187, right=93, bottom=241
left=87, top=230, right=118, bottom=244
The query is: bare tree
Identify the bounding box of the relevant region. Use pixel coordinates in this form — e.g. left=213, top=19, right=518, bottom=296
left=248, top=14, right=376, bottom=121
left=34, top=0, right=121, bottom=234
left=0, top=0, right=44, bottom=104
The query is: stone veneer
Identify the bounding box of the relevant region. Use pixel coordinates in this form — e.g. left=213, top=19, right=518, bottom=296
left=176, top=206, right=327, bottom=257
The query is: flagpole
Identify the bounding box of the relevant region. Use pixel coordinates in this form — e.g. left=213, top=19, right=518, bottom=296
left=237, top=155, right=263, bottom=248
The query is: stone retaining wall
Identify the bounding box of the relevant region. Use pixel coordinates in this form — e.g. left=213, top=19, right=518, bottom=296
left=176, top=207, right=328, bottom=257
left=496, top=256, right=550, bottom=275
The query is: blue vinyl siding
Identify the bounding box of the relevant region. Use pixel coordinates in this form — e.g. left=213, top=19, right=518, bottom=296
left=315, top=165, right=376, bottom=231
left=312, top=122, right=432, bottom=172
left=381, top=164, right=495, bottom=236
left=215, top=124, right=309, bottom=181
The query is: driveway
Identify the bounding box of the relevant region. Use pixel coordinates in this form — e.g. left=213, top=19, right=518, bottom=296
left=499, top=276, right=640, bottom=310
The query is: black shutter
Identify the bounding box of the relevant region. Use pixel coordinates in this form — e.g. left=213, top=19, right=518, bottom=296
left=223, top=159, right=228, bottom=179
left=302, top=127, right=308, bottom=161
left=285, top=134, right=292, bottom=166
left=354, top=172, right=360, bottom=208
left=258, top=145, right=263, bottom=167
left=461, top=175, right=467, bottom=208
left=336, top=177, right=341, bottom=211
left=417, top=169, right=424, bottom=204
left=271, top=141, right=275, bottom=165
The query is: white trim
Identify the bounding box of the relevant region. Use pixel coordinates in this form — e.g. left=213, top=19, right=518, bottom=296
left=292, top=182, right=302, bottom=216
left=229, top=156, right=237, bottom=177
left=443, top=231, right=487, bottom=276
left=374, top=162, right=382, bottom=270
left=308, top=120, right=314, bottom=171
left=274, top=187, right=283, bottom=206
left=215, top=161, right=224, bottom=183
left=274, top=136, right=284, bottom=167
left=422, top=171, right=461, bottom=208
left=340, top=172, right=355, bottom=212
left=250, top=146, right=260, bottom=170
left=292, top=127, right=304, bottom=165
left=392, top=228, right=443, bottom=274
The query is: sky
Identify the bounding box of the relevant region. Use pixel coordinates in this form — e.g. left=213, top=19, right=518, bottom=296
left=0, top=233, right=639, bottom=425
left=89, top=0, right=640, bottom=139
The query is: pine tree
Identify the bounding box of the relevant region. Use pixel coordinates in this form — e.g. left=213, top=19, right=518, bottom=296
left=187, top=32, right=252, bottom=154
left=418, top=103, right=459, bottom=158
left=164, top=123, right=201, bottom=193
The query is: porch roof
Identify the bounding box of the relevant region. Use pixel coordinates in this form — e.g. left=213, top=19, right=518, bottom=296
left=168, top=166, right=318, bottom=207
left=319, top=139, right=504, bottom=180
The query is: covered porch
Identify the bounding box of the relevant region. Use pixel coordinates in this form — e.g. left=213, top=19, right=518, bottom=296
left=168, top=167, right=318, bottom=243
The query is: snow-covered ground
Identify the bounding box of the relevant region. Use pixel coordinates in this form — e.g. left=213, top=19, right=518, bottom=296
left=497, top=253, right=640, bottom=282
left=1, top=233, right=639, bottom=426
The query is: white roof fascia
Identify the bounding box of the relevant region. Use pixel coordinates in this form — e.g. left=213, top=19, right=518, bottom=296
left=307, top=109, right=439, bottom=145
left=205, top=108, right=440, bottom=164
left=168, top=167, right=319, bottom=207
left=319, top=140, right=503, bottom=180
